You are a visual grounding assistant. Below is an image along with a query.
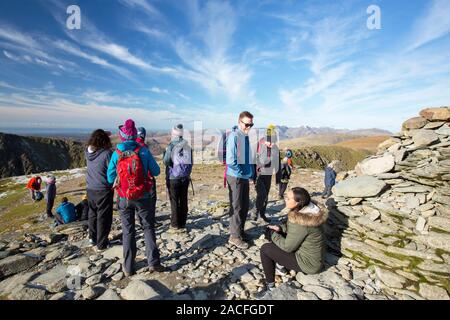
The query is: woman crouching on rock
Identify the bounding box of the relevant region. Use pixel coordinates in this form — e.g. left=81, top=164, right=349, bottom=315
left=256, top=187, right=327, bottom=299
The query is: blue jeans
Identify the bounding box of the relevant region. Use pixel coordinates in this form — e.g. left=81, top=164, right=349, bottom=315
left=118, top=197, right=160, bottom=274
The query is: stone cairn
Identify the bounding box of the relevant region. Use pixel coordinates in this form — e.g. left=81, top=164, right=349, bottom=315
left=326, top=107, right=450, bottom=300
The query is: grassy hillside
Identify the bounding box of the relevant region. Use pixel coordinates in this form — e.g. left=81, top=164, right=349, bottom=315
left=333, top=135, right=389, bottom=152
left=291, top=146, right=373, bottom=171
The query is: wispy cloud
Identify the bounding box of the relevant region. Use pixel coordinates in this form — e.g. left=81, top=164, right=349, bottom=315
left=171, top=0, right=253, bottom=101
left=118, top=0, right=161, bottom=19
left=407, top=0, right=450, bottom=51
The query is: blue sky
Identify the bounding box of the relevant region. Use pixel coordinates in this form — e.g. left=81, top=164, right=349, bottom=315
left=0, top=0, right=449, bottom=132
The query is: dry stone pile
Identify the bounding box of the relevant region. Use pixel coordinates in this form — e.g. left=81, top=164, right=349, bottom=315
left=326, top=106, right=450, bottom=300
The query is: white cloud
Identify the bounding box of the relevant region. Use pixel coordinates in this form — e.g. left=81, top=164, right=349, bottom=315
left=149, top=87, right=170, bottom=94
left=408, top=0, right=450, bottom=51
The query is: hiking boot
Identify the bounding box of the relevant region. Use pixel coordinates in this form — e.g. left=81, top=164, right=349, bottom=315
left=88, top=239, right=96, bottom=247
left=148, top=264, right=169, bottom=273
left=228, top=236, right=249, bottom=249
left=255, top=282, right=275, bottom=300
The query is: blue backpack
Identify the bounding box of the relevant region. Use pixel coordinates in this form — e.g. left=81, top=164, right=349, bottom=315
left=35, top=191, right=44, bottom=201
left=169, top=141, right=193, bottom=179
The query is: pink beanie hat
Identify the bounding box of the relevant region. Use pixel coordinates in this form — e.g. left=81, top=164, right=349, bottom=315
left=118, top=119, right=137, bottom=142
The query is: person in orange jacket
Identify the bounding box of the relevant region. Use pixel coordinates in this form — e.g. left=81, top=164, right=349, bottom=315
left=26, top=176, right=42, bottom=201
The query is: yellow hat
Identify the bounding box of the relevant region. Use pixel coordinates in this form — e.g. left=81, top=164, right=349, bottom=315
left=267, top=124, right=276, bottom=135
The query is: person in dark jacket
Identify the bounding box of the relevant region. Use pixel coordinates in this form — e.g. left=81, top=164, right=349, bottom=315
left=276, top=149, right=294, bottom=199
left=45, top=175, right=56, bottom=218
left=322, top=161, right=338, bottom=198
left=85, top=129, right=114, bottom=251
left=163, top=124, right=193, bottom=234
left=256, top=187, right=327, bottom=299
left=54, top=197, right=77, bottom=225
left=75, top=194, right=89, bottom=221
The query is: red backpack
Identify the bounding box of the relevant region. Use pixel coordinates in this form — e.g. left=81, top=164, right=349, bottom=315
left=115, top=146, right=153, bottom=200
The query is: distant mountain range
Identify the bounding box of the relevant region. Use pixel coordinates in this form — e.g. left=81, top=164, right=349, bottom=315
left=0, top=125, right=391, bottom=178
left=275, top=126, right=391, bottom=140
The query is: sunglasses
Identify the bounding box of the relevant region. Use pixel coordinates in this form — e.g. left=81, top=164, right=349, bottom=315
left=241, top=120, right=254, bottom=128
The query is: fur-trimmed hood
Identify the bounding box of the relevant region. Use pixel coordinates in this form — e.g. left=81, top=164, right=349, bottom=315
left=288, top=202, right=328, bottom=227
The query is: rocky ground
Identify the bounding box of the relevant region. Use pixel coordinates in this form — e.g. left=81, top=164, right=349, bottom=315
left=0, top=107, right=449, bottom=300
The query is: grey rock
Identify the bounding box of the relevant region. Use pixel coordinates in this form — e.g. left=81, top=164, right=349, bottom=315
left=358, top=154, right=395, bottom=176
left=85, top=274, right=103, bottom=286
left=30, top=265, right=68, bottom=293
left=121, top=280, right=161, bottom=300
left=302, top=285, right=333, bottom=300
left=333, top=176, right=386, bottom=198
left=375, top=267, right=407, bottom=289
left=0, top=253, right=43, bottom=279
left=296, top=291, right=320, bottom=300
left=8, top=285, right=47, bottom=300
left=97, top=289, right=121, bottom=300
left=412, top=130, right=439, bottom=147
left=82, top=286, right=104, bottom=300
left=419, top=283, right=449, bottom=300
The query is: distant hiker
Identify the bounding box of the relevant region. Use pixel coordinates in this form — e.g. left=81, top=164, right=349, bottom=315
left=256, top=187, right=327, bottom=299
left=226, top=111, right=255, bottom=249
left=276, top=149, right=294, bottom=199
left=45, top=175, right=56, bottom=218
left=54, top=197, right=77, bottom=226
left=252, top=124, right=280, bottom=223
left=322, top=160, right=338, bottom=199
left=26, top=176, right=42, bottom=201
left=75, top=194, right=89, bottom=221
left=163, top=124, right=193, bottom=234
left=137, top=127, right=159, bottom=227
left=85, top=129, right=114, bottom=251
left=107, top=119, right=165, bottom=276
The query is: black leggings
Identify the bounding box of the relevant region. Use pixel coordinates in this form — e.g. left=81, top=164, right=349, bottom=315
left=260, top=242, right=302, bottom=283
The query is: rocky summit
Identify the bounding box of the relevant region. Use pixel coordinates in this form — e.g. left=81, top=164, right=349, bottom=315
left=0, top=107, right=449, bottom=301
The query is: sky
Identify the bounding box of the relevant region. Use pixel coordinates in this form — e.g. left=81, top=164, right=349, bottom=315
left=0, top=0, right=449, bottom=132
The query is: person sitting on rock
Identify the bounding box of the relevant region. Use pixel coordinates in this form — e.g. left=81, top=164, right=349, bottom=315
left=45, top=175, right=57, bottom=218
left=75, top=194, right=89, bottom=221
left=256, top=187, right=327, bottom=299
left=322, top=160, right=338, bottom=198
left=26, top=176, right=42, bottom=201
left=54, top=197, right=77, bottom=226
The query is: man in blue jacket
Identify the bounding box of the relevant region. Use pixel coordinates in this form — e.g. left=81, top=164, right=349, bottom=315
left=107, top=119, right=165, bottom=276
left=226, top=111, right=256, bottom=249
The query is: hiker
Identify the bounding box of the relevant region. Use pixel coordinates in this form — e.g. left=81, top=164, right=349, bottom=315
left=252, top=124, right=280, bottom=223
left=226, top=111, right=256, bottom=249
left=54, top=197, right=77, bottom=226
left=85, top=129, right=114, bottom=251
left=256, top=187, right=327, bottom=299
left=163, top=124, right=193, bottom=234
left=45, top=175, right=56, bottom=218
left=136, top=127, right=159, bottom=227
left=322, top=160, right=338, bottom=199
left=75, top=194, right=89, bottom=221
left=26, top=176, right=42, bottom=201
left=107, top=119, right=165, bottom=276
left=276, top=149, right=294, bottom=199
